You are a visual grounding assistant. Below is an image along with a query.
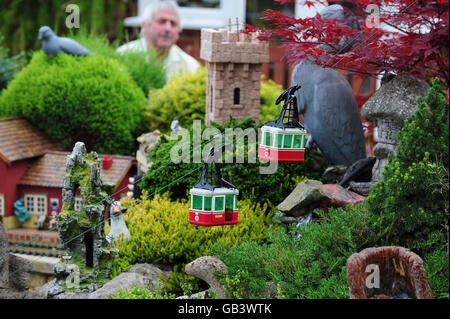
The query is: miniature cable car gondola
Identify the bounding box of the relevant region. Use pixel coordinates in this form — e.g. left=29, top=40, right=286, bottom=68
left=189, top=145, right=238, bottom=226
left=258, top=85, right=307, bottom=162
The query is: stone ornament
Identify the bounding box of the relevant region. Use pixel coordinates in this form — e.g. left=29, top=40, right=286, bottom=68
left=185, top=256, right=228, bottom=299
left=346, top=246, right=433, bottom=299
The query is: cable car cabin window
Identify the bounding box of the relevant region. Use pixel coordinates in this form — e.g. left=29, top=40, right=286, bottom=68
left=277, top=134, right=283, bottom=148
left=234, top=195, right=238, bottom=210
left=193, top=195, right=203, bottom=210
left=204, top=196, right=212, bottom=211
left=293, top=135, right=303, bottom=149
left=264, top=131, right=272, bottom=147
left=225, top=195, right=234, bottom=211
left=214, top=196, right=225, bottom=211
left=283, top=134, right=293, bottom=148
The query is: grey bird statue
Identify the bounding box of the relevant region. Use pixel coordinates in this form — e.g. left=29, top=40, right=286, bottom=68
left=291, top=4, right=366, bottom=166
left=38, top=26, right=91, bottom=56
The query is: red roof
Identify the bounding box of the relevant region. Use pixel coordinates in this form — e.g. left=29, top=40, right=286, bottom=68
left=0, top=117, right=63, bottom=165
left=18, top=151, right=135, bottom=190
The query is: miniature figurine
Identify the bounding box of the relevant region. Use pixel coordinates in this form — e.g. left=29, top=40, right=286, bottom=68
left=106, top=201, right=130, bottom=243
left=14, top=198, right=31, bottom=223
left=37, top=210, right=46, bottom=230
left=38, top=26, right=91, bottom=56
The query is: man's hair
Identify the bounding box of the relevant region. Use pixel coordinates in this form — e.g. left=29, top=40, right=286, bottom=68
left=142, top=0, right=180, bottom=25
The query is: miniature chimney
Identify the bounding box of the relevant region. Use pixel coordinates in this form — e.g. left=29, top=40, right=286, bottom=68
left=200, top=27, right=269, bottom=125
left=102, top=154, right=113, bottom=170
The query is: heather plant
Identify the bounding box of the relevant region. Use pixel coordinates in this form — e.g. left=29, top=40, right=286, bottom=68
left=110, top=193, right=275, bottom=294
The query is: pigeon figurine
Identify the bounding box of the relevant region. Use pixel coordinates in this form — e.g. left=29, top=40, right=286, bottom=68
left=38, top=26, right=91, bottom=56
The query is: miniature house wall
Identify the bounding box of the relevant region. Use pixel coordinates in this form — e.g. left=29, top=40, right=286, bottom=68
left=201, top=28, right=269, bottom=125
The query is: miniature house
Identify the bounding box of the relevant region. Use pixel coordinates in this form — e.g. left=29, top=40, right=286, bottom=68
left=200, top=28, right=269, bottom=125
left=0, top=117, right=136, bottom=230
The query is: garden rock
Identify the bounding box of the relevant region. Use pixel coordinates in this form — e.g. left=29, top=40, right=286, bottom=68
left=128, top=263, right=170, bottom=292
left=0, top=222, right=8, bottom=289
left=0, top=222, right=33, bottom=298
left=8, top=253, right=33, bottom=291
left=88, top=272, right=147, bottom=299
left=277, top=180, right=324, bottom=217
left=347, top=246, right=433, bottom=299
left=319, top=184, right=366, bottom=214
left=185, top=256, right=228, bottom=299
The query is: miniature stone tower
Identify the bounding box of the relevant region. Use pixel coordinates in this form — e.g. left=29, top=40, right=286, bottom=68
left=201, top=27, right=269, bottom=125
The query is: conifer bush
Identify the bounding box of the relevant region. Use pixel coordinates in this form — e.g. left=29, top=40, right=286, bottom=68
left=366, top=79, right=449, bottom=249
left=0, top=51, right=147, bottom=155
left=139, top=117, right=327, bottom=205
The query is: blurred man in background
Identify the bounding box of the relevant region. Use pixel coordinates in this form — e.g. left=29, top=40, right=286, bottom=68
left=118, top=0, right=199, bottom=81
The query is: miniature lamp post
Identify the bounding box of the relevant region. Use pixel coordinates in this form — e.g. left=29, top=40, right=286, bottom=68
left=189, top=145, right=238, bottom=226
left=258, top=85, right=307, bottom=162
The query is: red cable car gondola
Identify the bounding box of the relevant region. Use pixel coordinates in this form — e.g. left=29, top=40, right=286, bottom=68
left=258, top=85, right=307, bottom=162
left=189, top=146, right=238, bottom=226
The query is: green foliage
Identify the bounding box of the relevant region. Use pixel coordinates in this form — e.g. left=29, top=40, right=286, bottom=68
left=211, top=205, right=378, bottom=299
left=260, top=77, right=284, bottom=124
left=422, top=238, right=449, bottom=299
left=366, top=79, right=449, bottom=248
left=110, top=285, right=177, bottom=299
left=209, top=79, right=449, bottom=299
left=73, top=32, right=166, bottom=95
left=145, top=67, right=207, bottom=133
left=140, top=117, right=327, bottom=205
left=143, top=70, right=284, bottom=134
left=111, top=193, right=275, bottom=294
left=0, top=32, right=26, bottom=92
left=0, top=51, right=146, bottom=155
left=0, top=0, right=134, bottom=54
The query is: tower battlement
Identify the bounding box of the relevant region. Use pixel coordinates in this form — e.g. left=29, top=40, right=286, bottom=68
left=200, top=28, right=269, bottom=64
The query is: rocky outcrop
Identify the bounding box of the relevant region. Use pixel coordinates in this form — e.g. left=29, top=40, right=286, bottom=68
left=277, top=180, right=324, bottom=218
left=347, top=246, right=433, bottom=299
left=274, top=179, right=366, bottom=225
left=26, top=263, right=170, bottom=299
left=57, top=141, right=116, bottom=291
left=0, top=222, right=33, bottom=298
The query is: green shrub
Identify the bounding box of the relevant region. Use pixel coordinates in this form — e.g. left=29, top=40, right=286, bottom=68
left=73, top=32, right=166, bottom=95
left=110, top=285, right=177, bottom=299
left=211, top=205, right=378, bottom=299
left=0, top=32, right=25, bottom=93
left=139, top=117, right=327, bottom=205
left=144, top=67, right=206, bottom=133
left=143, top=69, right=284, bottom=134
left=0, top=51, right=146, bottom=155
left=366, top=79, right=449, bottom=248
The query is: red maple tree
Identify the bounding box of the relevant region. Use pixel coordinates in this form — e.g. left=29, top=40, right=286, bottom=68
left=247, top=0, right=449, bottom=87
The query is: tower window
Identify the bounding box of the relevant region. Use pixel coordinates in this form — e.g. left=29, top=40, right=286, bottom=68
left=234, top=88, right=240, bottom=105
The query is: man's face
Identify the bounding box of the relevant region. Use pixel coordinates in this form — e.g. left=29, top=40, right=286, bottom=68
left=144, top=10, right=180, bottom=50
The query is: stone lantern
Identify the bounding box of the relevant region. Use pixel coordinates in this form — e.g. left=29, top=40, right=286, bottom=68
left=350, top=76, right=430, bottom=194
